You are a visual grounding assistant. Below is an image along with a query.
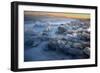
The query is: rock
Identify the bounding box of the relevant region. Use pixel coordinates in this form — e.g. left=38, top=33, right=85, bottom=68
left=62, top=46, right=84, bottom=56
left=42, top=30, right=49, bottom=36
left=48, top=38, right=85, bottom=56
left=57, top=26, right=67, bottom=34
left=40, top=36, right=49, bottom=41
left=48, top=39, right=59, bottom=51
left=66, top=41, right=73, bottom=46
left=81, top=41, right=90, bottom=48
left=77, top=30, right=90, bottom=41
left=83, top=47, right=90, bottom=56
left=67, top=30, right=74, bottom=34
left=24, top=37, right=34, bottom=48
left=32, top=40, right=41, bottom=47
left=47, top=38, right=67, bottom=51
left=72, top=43, right=83, bottom=49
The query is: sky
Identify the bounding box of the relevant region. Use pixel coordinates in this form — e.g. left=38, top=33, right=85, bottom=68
left=24, top=11, right=90, bottom=20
